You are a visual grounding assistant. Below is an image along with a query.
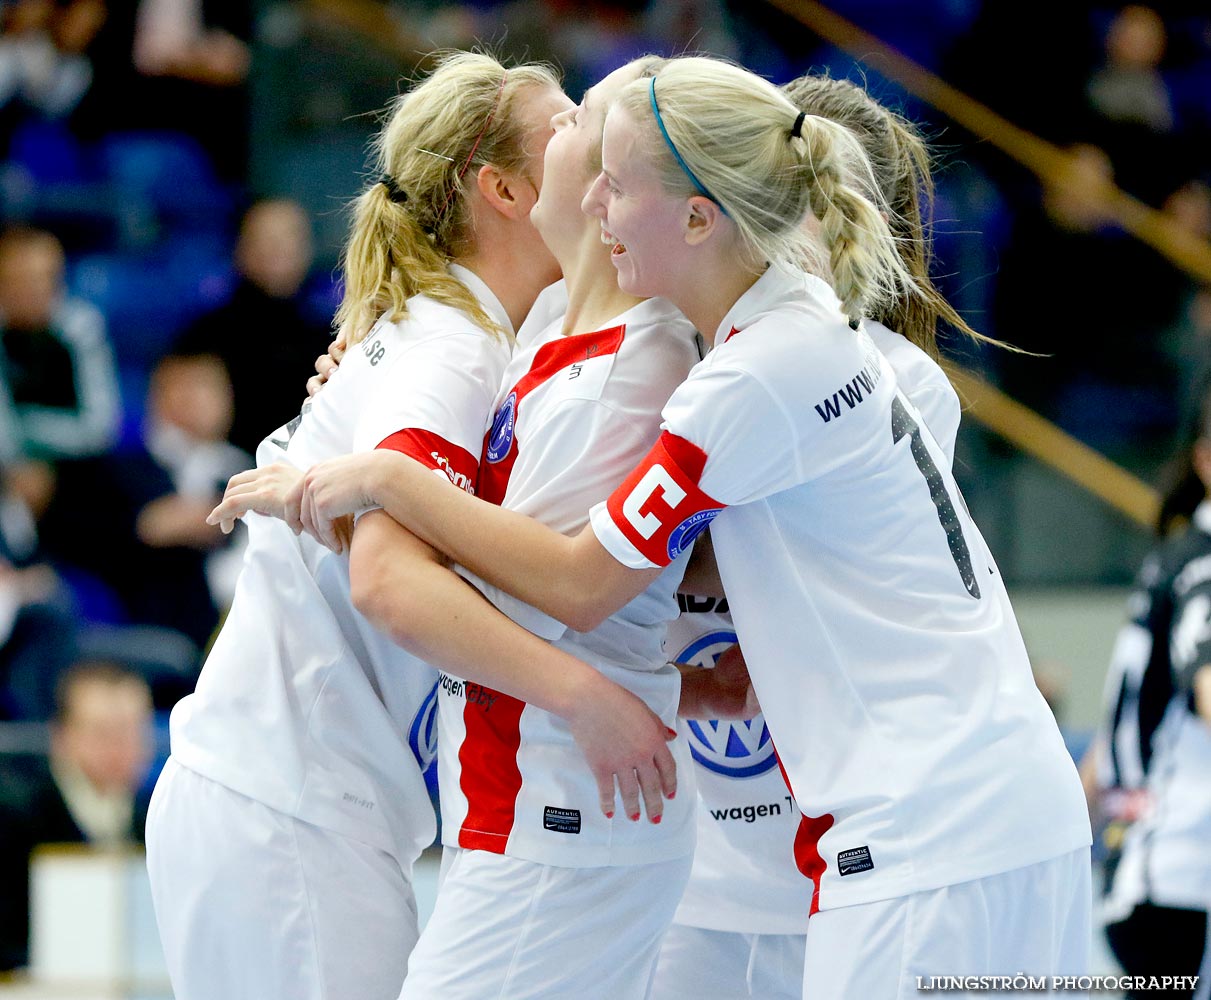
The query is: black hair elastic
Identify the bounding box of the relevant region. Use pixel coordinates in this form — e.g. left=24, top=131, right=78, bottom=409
left=380, top=174, right=409, bottom=204
left=791, top=111, right=807, bottom=139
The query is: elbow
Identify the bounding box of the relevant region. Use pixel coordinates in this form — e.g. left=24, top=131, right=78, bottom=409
left=349, top=559, right=424, bottom=650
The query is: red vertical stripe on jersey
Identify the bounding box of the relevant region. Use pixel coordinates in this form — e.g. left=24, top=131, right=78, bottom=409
left=456, top=326, right=625, bottom=850
left=776, top=750, right=833, bottom=917
left=456, top=688, right=526, bottom=852
left=795, top=812, right=835, bottom=917
left=477, top=325, right=625, bottom=506
left=376, top=428, right=479, bottom=495
left=605, top=432, right=725, bottom=567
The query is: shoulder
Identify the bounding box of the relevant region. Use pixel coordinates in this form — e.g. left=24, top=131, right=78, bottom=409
left=359, top=303, right=510, bottom=368
left=864, top=320, right=951, bottom=398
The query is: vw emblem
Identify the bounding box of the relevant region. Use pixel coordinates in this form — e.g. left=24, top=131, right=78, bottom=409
left=677, top=630, right=777, bottom=778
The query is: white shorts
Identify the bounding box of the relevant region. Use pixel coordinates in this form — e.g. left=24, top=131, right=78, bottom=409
left=400, top=846, right=694, bottom=999
left=146, top=757, right=419, bottom=1000
left=650, top=923, right=805, bottom=1000
left=802, top=847, right=1092, bottom=999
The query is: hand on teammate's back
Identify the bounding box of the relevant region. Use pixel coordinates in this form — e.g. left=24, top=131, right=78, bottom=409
left=306, top=334, right=347, bottom=398
left=564, top=672, right=679, bottom=823
left=677, top=643, right=760, bottom=720
left=207, top=462, right=307, bottom=535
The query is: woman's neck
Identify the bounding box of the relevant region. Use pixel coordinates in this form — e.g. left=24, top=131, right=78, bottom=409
left=670, top=259, right=764, bottom=347
left=557, top=226, right=645, bottom=336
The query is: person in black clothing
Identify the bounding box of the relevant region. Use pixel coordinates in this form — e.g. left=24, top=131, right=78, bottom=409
left=0, top=661, right=153, bottom=972
left=1091, top=384, right=1211, bottom=999
left=173, top=199, right=334, bottom=455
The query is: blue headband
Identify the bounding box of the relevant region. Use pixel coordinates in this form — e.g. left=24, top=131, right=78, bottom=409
left=648, top=76, right=728, bottom=217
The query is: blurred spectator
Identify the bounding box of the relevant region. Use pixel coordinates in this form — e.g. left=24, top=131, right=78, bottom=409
left=1084, top=5, right=1183, bottom=203
left=174, top=199, right=333, bottom=455
left=0, top=226, right=120, bottom=461
left=72, top=0, right=250, bottom=180
left=0, top=467, right=78, bottom=721
left=1087, top=6, right=1173, bottom=133
left=36, top=346, right=247, bottom=650
left=144, top=349, right=250, bottom=609
left=0, top=0, right=105, bottom=155
left=0, top=661, right=153, bottom=972
left=993, top=145, right=1186, bottom=453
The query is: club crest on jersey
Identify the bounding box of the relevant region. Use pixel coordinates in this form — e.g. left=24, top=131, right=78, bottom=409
left=408, top=681, right=440, bottom=771
left=667, top=507, right=722, bottom=561
left=678, top=630, right=777, bottom=778
left=486, top=392, right=517, bottom=464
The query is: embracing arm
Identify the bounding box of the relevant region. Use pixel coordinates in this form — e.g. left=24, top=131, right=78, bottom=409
left=349, top=510, right=674, bottom=819
left=305, top=451, right=659, bottom=633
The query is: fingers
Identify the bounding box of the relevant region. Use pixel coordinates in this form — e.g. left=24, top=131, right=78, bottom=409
left=655, top=741, right=678, bottom=801
left=306, top=374, right=326, bottom=398
left=330, top=336, right=346, bottom=362
left=637, top=763, right=664, bottom=824
left=593, top=769, right=616, bottom=819
left=616, top=766, right=642, bottom=824
left=206, top=483, right=259, bottom=525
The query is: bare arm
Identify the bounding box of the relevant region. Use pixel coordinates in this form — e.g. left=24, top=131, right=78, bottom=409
left=299, top=450, right=660, bottom=632
left=349, top=510, right=675, bottom=820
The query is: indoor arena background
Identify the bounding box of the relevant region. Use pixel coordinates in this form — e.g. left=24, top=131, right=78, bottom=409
left=0, top=0, right=1208, bottom=996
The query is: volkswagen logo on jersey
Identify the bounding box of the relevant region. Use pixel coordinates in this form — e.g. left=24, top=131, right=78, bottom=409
left=678, top=630, right=778, bottom=778
left=408, top=681, right=440, bottom=771
left=667, top=507, right=722, bottom=561
left=485, top=392, right=517, bottom=464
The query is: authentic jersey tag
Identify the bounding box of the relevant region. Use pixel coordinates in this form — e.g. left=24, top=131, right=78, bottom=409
left=837, top=845, right=874, bottom=876
left=543, top=806, right=582, bottom=835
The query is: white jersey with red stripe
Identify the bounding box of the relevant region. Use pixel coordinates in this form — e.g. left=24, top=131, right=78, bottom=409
left=591, top=265, right=1091, bottom=912
left=667, top=303, right=962, bottom=934
left=169, top=265, right=511, bottom=866
left=436, top=283, right=704, bottom=868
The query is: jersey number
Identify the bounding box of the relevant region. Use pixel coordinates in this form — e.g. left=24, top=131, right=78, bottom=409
left=891, top=397, right=980, bottom=599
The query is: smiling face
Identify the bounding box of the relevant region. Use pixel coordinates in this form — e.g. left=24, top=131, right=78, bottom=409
left=581, top=104, right=691, bottom=298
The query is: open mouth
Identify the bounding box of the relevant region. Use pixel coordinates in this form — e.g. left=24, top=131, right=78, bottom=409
left=601, top=228, right=627, bottom=257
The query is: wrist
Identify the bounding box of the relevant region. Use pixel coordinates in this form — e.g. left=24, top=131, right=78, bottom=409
left=366, top=451, right=401, bottom=507
left=553, top=662, right=610, bottom=723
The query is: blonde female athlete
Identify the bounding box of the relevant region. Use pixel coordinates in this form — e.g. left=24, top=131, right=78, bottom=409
left=263, top=56, right=1093, bottom=997
left=144, top=53, right=679, bottom=1000
left=649, top=73, right=979, bottom=1000
left=215, top=56, right=705, bottom=999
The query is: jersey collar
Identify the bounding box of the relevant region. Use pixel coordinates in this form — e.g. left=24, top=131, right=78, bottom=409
left=449, top=263, right=515, bottom=339
left=714, top=265, right=841, bottom=347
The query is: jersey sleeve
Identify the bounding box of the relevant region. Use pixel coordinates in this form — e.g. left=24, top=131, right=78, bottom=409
left=352, top=331, right=505, bottom=496
left=590, top=363, right=801, bottom=569
left=908, top=382, right=961, bottom=467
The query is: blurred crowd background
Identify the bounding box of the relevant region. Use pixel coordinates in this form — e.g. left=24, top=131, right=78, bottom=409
left=0, top=0, right=1208, bottom=978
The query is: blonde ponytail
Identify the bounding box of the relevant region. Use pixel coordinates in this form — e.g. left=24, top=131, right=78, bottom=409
left=783, top=74, right=1003, bottom=357
left=335, top=52, right=561, bottom=345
